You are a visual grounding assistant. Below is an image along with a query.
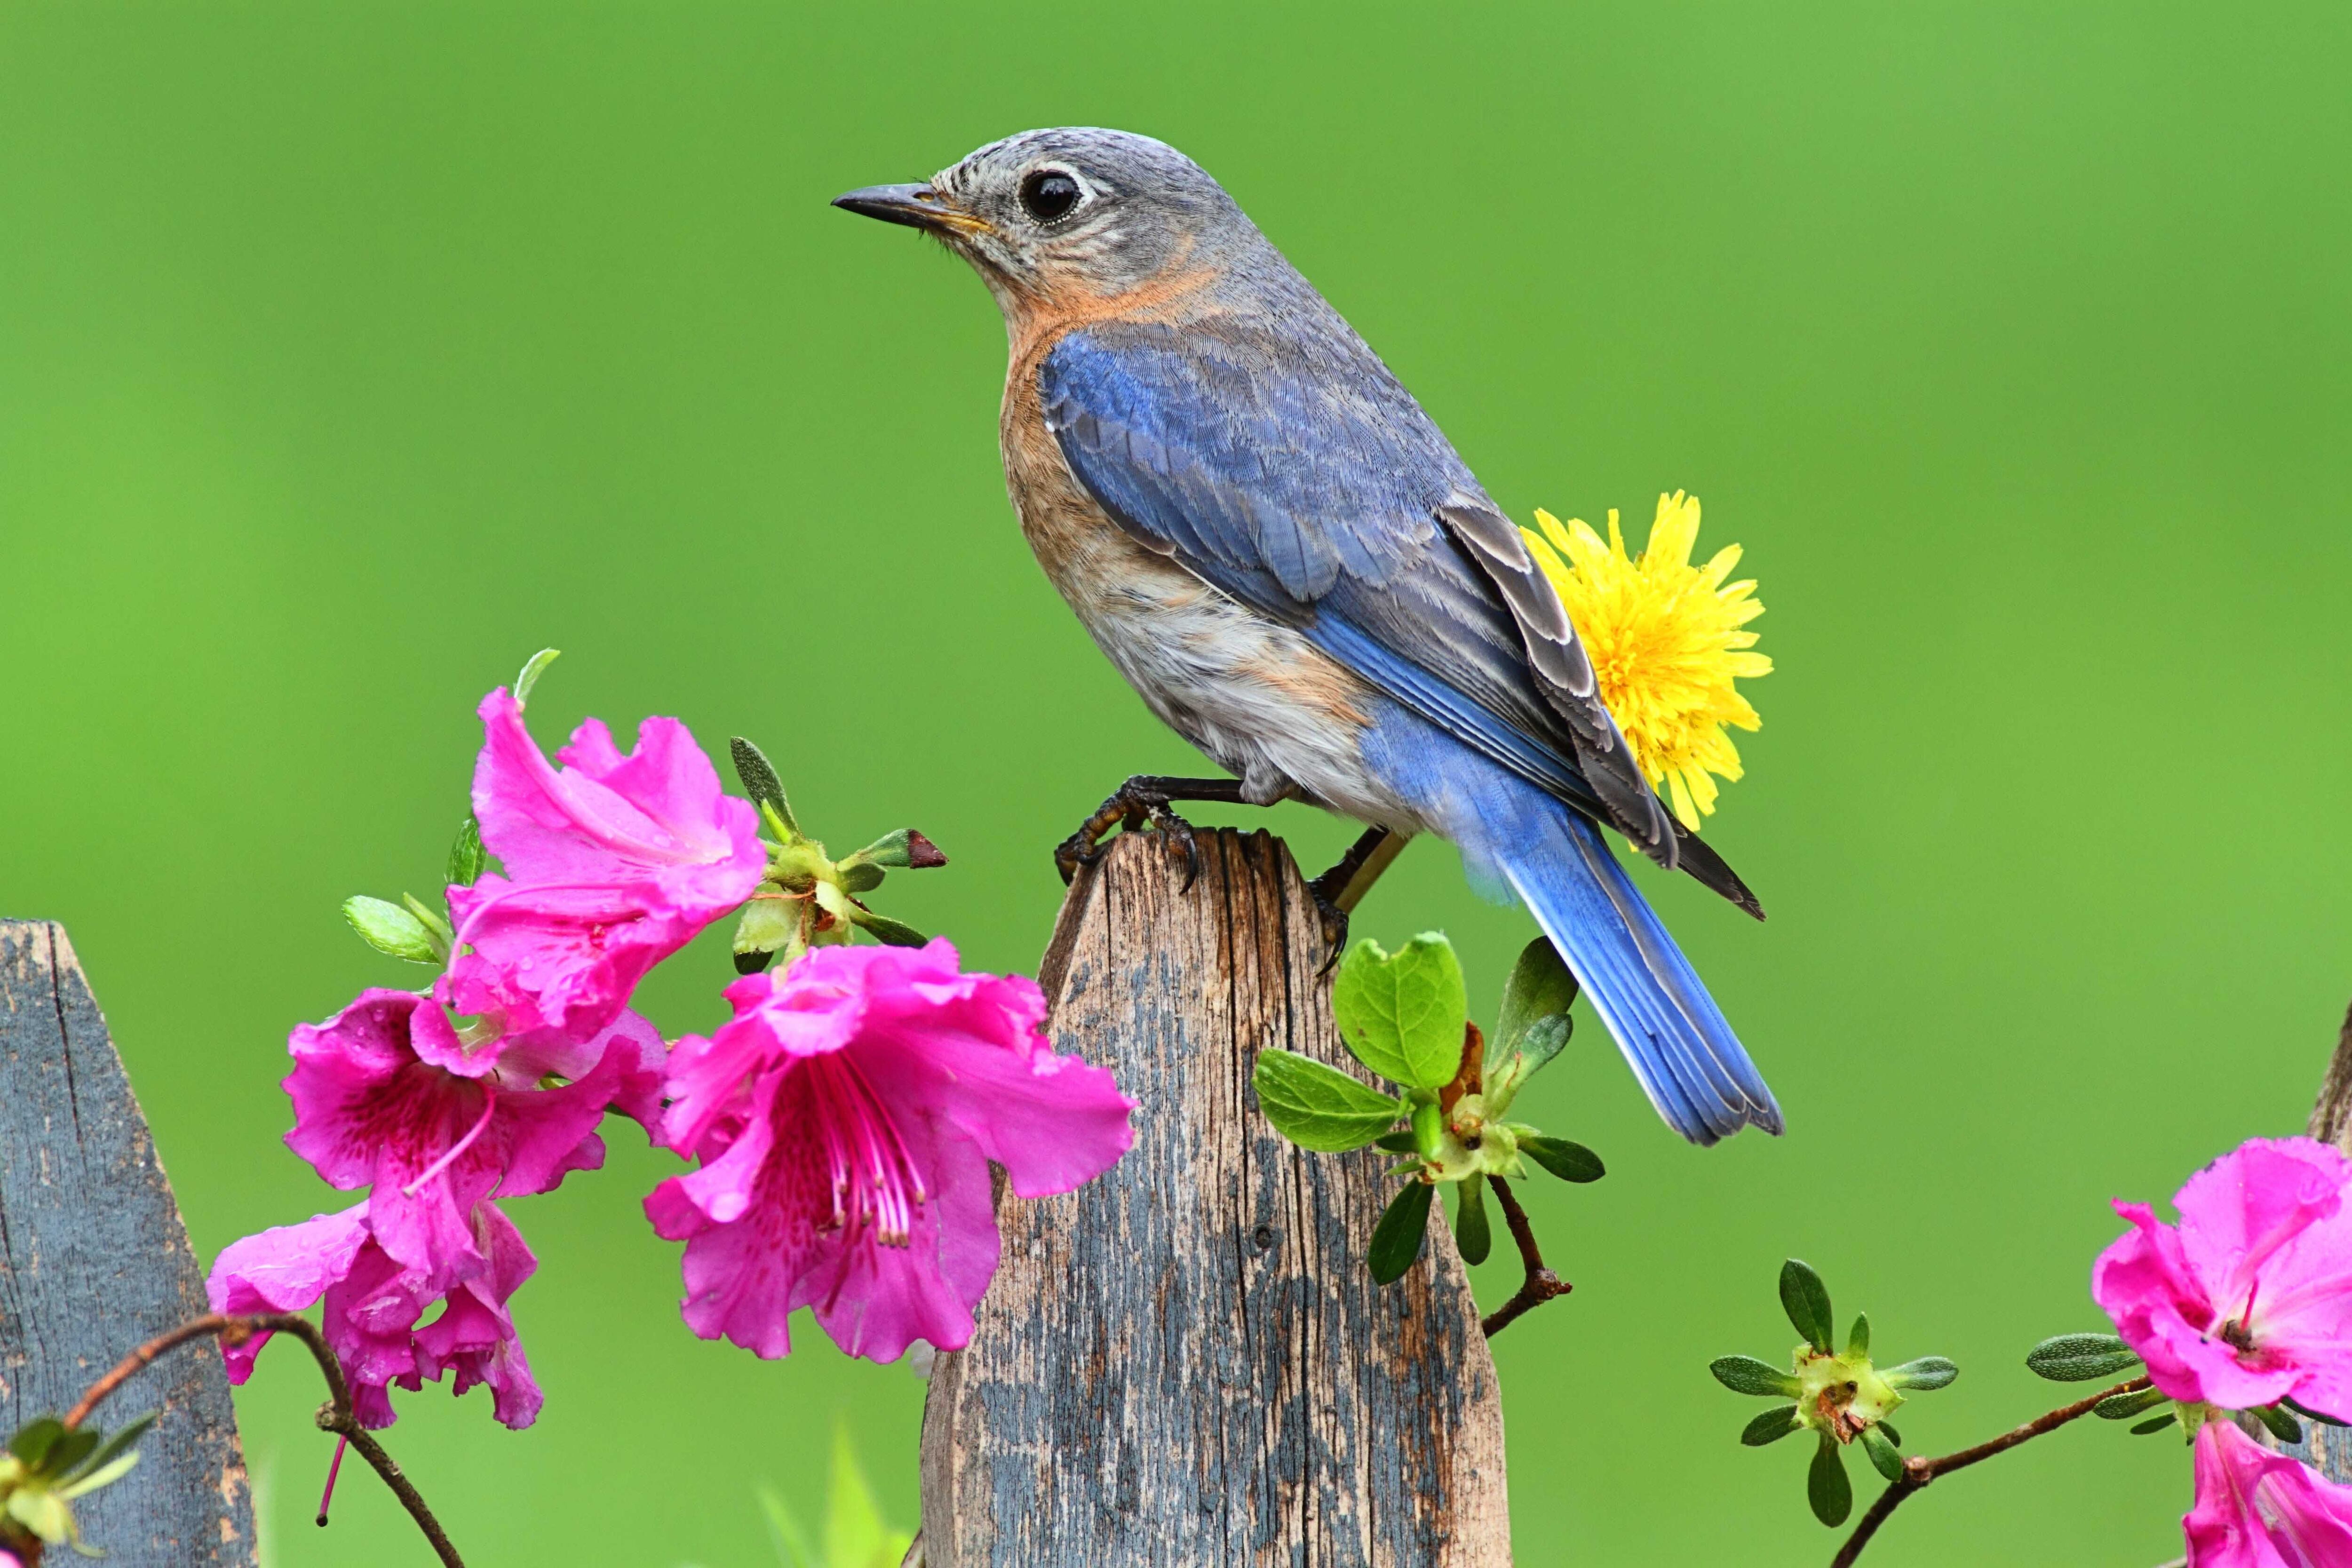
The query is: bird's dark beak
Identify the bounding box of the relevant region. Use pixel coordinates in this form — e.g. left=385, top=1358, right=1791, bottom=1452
left=830, top=183, right=989, bottom=237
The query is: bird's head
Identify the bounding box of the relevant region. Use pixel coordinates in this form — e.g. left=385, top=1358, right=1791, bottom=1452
left=833, top=128, right=1249, bottom=320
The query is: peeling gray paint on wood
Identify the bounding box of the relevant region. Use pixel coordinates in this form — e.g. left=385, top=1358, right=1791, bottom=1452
left=2286, top=1000, right=2352, bottom=1484
left=920, top=830, right=1510, bottom=1566
left=0, top=921, right=257, bottom=1565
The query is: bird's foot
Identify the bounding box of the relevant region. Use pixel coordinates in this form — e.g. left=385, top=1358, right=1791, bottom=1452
left=1304, top=880, right=1351, bottom=977
left=1304, top=827, right=1403, bottom=976
left=1055, top=775, right=1250, bottom=891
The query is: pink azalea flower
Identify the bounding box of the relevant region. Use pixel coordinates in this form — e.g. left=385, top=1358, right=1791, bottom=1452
left=645, top=939, right=1135, bottom=1362
left=284, top=987, right=661, bottom=1293
left=440, top=689, right=765, bottom=1060
left=207, top=1201, right=542, bottom=1429
left=2094, top=1137, right=2352, bottom=1416
left=2184, top=1415, right=2352, bottom=1566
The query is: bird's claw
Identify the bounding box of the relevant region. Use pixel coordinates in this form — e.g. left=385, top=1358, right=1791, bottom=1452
left=1055, top=779, right=1204, bottom=891
left=1305, top=874, right=1351, bottom=977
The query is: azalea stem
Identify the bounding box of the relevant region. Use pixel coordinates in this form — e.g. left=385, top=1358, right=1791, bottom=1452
left=62, top=1312, right=466, bottom=1568
left=1480, top=1176, right=1572, bottom=1337
left=1828, top=1374, right=2153, bottom=1568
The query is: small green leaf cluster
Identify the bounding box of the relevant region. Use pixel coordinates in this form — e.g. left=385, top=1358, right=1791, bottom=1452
left=1250, top=933, right=1604, bottom=1286
left=2025, top=1331, right=2192, bottom=1437
left=726, top=737, right=949, bottom=973
left=1710, top=1260, right=1958, bottom=1526
left=2018, top=1330, right=2343, bottom=1443
left=342, top=817, right=481, bottom=966
left=0, top=1411, right=154, bottom=1557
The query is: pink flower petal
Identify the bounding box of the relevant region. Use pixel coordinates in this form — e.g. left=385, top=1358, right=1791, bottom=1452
left=450, top=690, right=763, bottom=1060
left=2096, top=1138, right=2352, bottom=1412
left=645, top=941, right=1130, bottom=1364
left=284, top=987, right=631, bottom=1293
left=205, top=1205, right=372, bottom=1381
left=2185, top=1417, right=2352, bottom=1567
left=412, top=1205, right=543, bottom=1430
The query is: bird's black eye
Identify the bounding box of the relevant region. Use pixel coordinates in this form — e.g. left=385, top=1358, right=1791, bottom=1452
left=1018, top=169, right=1082, bottom=223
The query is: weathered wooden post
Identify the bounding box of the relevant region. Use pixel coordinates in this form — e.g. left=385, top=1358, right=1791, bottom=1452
left=919, top=830, right=1511, bottom=1566
left=2283, top=1001, right=2352, bottom=1485
left=0, top=921, right=257, bottom=1566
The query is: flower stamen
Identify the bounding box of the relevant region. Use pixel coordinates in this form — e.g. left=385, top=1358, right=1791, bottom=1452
left=401, top=1087, right=498, bottom=1197
left=803, top=1054, right=926, bottom=1250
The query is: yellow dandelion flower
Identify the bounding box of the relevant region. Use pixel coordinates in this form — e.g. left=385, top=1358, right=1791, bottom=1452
left=1522, top=491, right=1770, bottom=832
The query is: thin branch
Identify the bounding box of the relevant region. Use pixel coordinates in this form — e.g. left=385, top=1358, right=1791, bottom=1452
left=1480, top=1175, right=1572, bottom=1337
left=63, top=1315, right=241, bottom=1429
left=63, top=1312, right=465, bottom=1568
left=1828, top=1375, right=2153, bottom=1568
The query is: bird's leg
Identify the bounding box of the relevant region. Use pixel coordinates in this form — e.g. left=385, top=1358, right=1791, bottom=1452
left=1055, top=775, right=1255, bottom=891
left=1304, top=827, right=1406, bottom=973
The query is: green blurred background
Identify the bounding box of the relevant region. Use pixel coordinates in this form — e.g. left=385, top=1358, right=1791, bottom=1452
left=4, top=2, right=2347, bottom=1562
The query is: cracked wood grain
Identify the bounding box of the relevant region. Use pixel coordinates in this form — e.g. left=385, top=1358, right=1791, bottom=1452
left=919, top=830, right=1510, bottom=1566
left=2284, top=996, right=2352, bottom=1484
left=0, top=921, right=257, bottom=1565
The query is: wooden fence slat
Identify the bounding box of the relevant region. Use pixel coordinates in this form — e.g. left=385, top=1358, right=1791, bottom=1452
left=919, top=829, right=1510, bottom=1566
left=2287, top=1000, right=2352, bottom=1483
left=0, top=921, right=256, bottom=1565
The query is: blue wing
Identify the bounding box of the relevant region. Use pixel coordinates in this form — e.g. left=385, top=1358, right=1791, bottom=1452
left=1037, top=319, right=1760, bottom=913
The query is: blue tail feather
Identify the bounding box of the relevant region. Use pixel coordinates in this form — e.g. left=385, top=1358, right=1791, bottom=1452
left=1363, top=708, right=1782, bottom=1145
left=1503, top=810, right=1782, bottom=1144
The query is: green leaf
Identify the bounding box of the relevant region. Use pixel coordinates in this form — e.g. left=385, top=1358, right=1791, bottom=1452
left=848, top=908, right=929, bottom=947
left=1780, top=1260, right=1835, bottom=1355
left=1740, top=1405, right=1802, bottom=1446
left=1411, top=1099, right=1444, bottom=1160
left=343, top=896, right=443, bottom=963
left=42, top=1427, right=97, bottom=1478
left=840, top=861, right=887, bottom=893
left=1251, top=1049, right=1404, bottom=1152
left=1331, top=933, right=1469, bottom=1090
left=2254, top=1403, right=2305, bottom=1444
left=1808, top=1434, right=1852, bottom=1527
left=401, top=892, right=454, bottom=947
left=730, top=736, right=800, bottom=836
left=1860, top=1425, right=1905, bottom=1484
left=1492, top=1015, right=1570, bottom=1098
left=1454, top=1174, right=1492, bottom=1266
left=58, top=1448, right=140, bottom=1499
left=759, top=1484, right=818, bottom=1568
left=2026, top=1333, right=2142, bottom=1383
left=2287, top=1396, right=2352, bottom=1427
left=1374, top=1130, right=1418, bottom=1153
left=1882, top=1356, right=1959, bottom=1392
left=62, top=1413, right=152, bottom=1486
left=2130, top=1412, right=2179, bottom=1436
left=1847, top=1313, right=1871, bottom=1358
left=1518, top=1134, right=1605, bottom=1183
left=1879, top=1421, right=1901, bottom=1447
left=842, top=828, right=947, bottom=871
left=8, top=1416, right=64, bottom=1466
left=1710, top=1355, right=1801, bottom=1398
left=446, top=815, right=487, bottom=889
left=512, top=646, right=560, bottom=708
left=1367, top=1181, right=1434, bottom=1285
left=733, top=897, right=800, bottom=970
left=1487, top=939, right=1578, bottom=1100
left=2093, top=1386, right=2170, bottom=1422
left=8, top=1483, right=73, bottom=1544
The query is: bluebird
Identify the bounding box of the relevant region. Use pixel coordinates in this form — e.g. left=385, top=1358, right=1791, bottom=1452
left=835, top=129, right=1780, bottom=1144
